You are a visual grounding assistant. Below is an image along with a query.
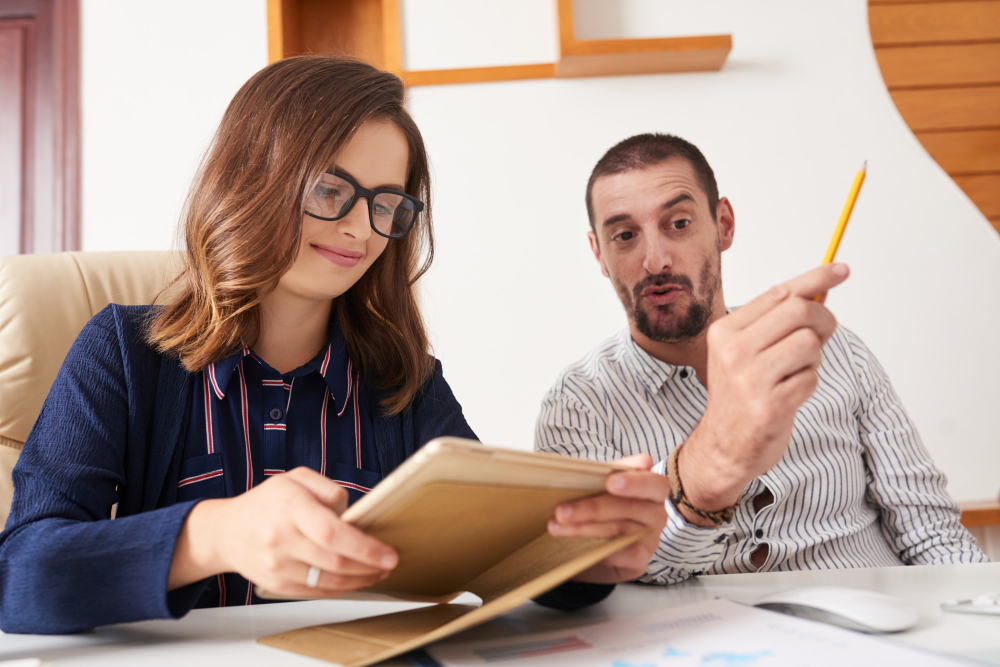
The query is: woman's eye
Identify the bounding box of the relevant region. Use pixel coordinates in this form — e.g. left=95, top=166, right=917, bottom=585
left=316, top=185, right=347, bottom=200
left=374, top=203, right=395, bottom=217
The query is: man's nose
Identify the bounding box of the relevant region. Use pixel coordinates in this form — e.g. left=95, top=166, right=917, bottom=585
left=338, top=198, right=373, bottom=241
left=642, top=234, right=673, bottom=276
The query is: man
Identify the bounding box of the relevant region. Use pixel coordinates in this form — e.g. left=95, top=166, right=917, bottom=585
left=536, top=133, right=986, bottom=584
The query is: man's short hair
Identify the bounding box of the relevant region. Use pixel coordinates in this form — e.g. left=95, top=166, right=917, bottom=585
left=585, top=133, right=719, bottom=230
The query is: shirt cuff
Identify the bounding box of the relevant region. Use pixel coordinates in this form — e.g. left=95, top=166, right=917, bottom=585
left=641, top=459, right=734, bottom=584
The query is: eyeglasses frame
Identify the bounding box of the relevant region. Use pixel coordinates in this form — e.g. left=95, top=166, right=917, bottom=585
left=303, top=170, right=424, bottom=240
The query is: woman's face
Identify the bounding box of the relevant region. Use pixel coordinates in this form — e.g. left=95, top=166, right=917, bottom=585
left=276, top=119, right=410, bottom=303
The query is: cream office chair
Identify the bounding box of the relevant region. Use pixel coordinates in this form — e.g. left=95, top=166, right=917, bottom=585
left=0, top=251, right=181, bottom=526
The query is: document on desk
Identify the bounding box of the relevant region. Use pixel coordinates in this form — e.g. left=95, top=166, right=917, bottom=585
left=419, top=598, right=972, bottom=666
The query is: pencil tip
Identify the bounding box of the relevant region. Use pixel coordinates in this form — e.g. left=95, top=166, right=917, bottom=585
left=862, top=160, right=868, bottom=172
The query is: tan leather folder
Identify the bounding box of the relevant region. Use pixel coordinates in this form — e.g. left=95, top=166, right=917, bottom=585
left=257, top=438, right=646, bottom=666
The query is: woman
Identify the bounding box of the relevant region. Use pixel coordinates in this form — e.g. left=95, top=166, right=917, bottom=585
left=0, top=57, right=668, bottom=634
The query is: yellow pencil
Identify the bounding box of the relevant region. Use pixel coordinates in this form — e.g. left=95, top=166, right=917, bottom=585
left=814, top=161, right=866, bottom=301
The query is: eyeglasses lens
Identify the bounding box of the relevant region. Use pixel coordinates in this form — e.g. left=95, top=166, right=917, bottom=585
left=373, top=192, right=417, bottom=238
left=306, top=174, right=354, bottom=220
left=305, top=173, right=417, bottom=239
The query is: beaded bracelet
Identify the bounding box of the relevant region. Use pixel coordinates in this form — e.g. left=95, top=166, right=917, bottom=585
left=666, top=442, right=737, bottom=527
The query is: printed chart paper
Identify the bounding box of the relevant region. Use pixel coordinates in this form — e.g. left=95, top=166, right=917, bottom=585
left=420, top=598, right=970, bottom=666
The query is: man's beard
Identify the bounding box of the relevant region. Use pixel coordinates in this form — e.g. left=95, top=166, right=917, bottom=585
left=616, top=258, right=720, bottom=344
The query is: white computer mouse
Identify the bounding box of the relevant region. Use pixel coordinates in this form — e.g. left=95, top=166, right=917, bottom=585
left=753, top=585, right=919, bottom=633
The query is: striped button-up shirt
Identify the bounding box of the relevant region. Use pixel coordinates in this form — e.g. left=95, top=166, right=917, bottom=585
left=177, top=325, right=378, bottom=606
left=535, top=325, right=987, bottom=585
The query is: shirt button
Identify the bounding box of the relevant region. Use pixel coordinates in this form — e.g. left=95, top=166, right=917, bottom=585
left=679, top=369, right=689, bottom=379
left=755, top=528, right=764, bottom=539
left=269, top=408, right=284, bottom=421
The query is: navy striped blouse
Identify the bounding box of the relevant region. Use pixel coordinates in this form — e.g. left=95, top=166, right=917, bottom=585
left=535, top=325, right=987, bottom=584
left=177, top=325, right=378, bottom=607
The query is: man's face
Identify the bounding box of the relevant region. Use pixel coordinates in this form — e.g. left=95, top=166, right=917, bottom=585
left=588, top=158, right=734, bottom=344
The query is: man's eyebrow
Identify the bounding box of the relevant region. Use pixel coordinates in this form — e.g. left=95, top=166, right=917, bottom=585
left=601, top=193, right=696, bottom=229
left=602, top=213, right=632, bottom=228
left=662, top=193, right=695, bottom=211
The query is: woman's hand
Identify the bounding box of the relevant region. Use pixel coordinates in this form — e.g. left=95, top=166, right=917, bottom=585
left=169, top=467, right=398, bottom=597
left=547, top=454, right=669, bottom=584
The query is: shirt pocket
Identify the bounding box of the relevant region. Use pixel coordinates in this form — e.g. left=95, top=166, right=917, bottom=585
left=329, top=463, right=381, bottom=506
left=177, top=452, right=227, bottom=502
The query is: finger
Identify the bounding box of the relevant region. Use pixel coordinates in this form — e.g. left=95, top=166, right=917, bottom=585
left=742, top=297, right=837, bottom=356
left=773, top=366, right=821, bottom=411
left=556, top=494, right=665, bottom=527
left=604, top=469, right=672, bottom=502
left=754, top=328, right=824, bottom=386
left=269, top=569, right=387, bottom=598
left=615, top=454, right=654, bottom=470
left=291, top=499, right=398, bottom=570
left=291, top=535, right=388, bottom=576
left=725, top=264, right=849, bottom=331
left=284, top=467, right=349, bottom=513
left=548, top=518, right=647, bottom=539
left=595, top=541, right=654, bottom=572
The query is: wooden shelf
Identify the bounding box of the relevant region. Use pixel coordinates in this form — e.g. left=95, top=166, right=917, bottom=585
left=554, top=0, right=730, bottom=79
left=268, top=0, right=731, bottom=87
left=960, top=500, right=1000, bottom=528
left=267, top=0, right=401, bottom=74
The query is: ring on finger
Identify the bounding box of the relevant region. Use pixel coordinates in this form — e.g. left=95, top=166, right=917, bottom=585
left=306, top=565, right=322, bottom=588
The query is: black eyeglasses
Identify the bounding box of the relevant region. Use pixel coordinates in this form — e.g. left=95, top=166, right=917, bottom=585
left=303, top=170, right=424, bottom=239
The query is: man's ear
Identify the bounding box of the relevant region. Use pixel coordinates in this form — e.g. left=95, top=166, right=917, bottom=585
left=716, top=197, right=735, bottom=252
left=588, top=231, right=611, bottom=278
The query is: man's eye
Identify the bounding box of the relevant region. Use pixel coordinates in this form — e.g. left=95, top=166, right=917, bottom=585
left=614, top=231, right=635, bottom=242
left=672, top=219, right=691, bottom=230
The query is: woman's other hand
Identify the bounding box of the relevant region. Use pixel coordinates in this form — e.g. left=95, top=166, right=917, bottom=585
left=168, top=467, right=397, bottom=597
left=547, top=454, right=669, bottom=584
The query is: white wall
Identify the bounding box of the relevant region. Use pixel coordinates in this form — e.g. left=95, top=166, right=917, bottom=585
left=402, top=0, right=1000, bottom=503
left=80, top=0, right=1000, bottom=503
left=80, top=0, right=268, bottom=251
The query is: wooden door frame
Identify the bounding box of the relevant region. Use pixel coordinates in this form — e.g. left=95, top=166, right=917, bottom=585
left=0, top=0, right=79, bottom=253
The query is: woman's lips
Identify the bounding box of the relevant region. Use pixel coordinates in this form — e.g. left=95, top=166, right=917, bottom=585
left=312, top=243, right=362, bottom=268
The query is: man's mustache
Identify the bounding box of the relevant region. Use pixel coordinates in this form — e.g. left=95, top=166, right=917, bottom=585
left=632, top=272, right=694, bottom=302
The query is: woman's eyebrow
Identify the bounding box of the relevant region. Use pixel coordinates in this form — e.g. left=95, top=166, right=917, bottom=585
left=329, top=166, right=405, bottom=192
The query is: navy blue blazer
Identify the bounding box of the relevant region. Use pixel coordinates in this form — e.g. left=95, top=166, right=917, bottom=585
left=0, top=305, right=609, bottom=634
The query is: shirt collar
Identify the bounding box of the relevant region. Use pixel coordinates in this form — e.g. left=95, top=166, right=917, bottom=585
left=205, top=321, right=354, bottom=406
left=618, top=328, right=694, bottom=393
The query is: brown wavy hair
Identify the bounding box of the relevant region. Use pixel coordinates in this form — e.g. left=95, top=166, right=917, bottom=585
left=147, top=56, right=434, bottom=415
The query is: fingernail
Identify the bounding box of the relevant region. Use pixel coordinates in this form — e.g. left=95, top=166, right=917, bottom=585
left=549, top=520, right=561, bottom=533
left=610, top=476, right=626, bottom=490
left=381, top=554, right=397, bottom=568
left=831, top=263, right=849, bottom=277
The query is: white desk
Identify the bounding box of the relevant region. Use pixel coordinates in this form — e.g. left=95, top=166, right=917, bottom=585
left=0, top=563, right=997, bottom=666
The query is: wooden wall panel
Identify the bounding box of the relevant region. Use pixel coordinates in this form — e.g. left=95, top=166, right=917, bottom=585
left=869, top=1, right=1000, bottom=45
left=870, top=0, right=1000, bottom=267
left=872, top=0, right=982, bottom=4
left=916, top=130, right=1000, bottom=176
left=952, top=174, right=1000, bottom=217
left=916, top=129, right=1000, bottom=173
left=873, top=42, right=1000, bottom=88
left=889, top=86, right=1000, bottom=131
